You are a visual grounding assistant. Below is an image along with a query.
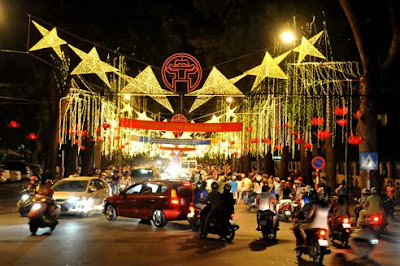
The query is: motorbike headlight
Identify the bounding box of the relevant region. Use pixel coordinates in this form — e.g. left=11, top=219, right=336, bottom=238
left=31, top=203, right=41, bottom=211
left=66, top=196, right=81, bottom=204
left=21, top=194, right=30, bottom=201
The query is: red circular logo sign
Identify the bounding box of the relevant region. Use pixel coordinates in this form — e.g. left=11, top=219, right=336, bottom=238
left=161, top=53, right=202, bottom=93
left=171, top=114, right=188, bottom=137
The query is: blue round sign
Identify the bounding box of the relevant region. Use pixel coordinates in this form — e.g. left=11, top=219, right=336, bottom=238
left=311, top=156, right=325, bottom=170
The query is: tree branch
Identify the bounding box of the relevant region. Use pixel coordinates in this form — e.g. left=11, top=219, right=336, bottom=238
left=382, top=0, right=400, bottom=72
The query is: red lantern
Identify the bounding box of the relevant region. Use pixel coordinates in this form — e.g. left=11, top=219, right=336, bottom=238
left=317, top=130, right=332, bottom=140
left=102, top=123, right=110, bottom=129
left=304, top=143, right=313, bottom=150
left=232, top=151, right=239, bottom=157
left=261, top=138, right=272, bottom=144
left=251, top=138, right=260, bottom=144
left=96, top=136, right=104, bottom=142
left=7, top=120, right=20, bottom=128
left=221, top=139, right=226, bottom=142
left=26, top=133, right=39, bottom=140
left=289, top=130, right=299, bottom=136
left=336, top=118, right=347, bottom=127
left=69, top=128, right=77, bottom=135
left=354, top=110, right=361, bottom=119
left=348, top=134, right=362, bottom=145
left=244, top=140, right=248, bottom=144
left=74, top=139, right=80, bottom=145
left=295, top=138, right=304, bottom=145
left=246, top=126, right=253, bottom=132
left=284, top=122, right=291, bottom=128
left=274, top=144, right=283, bottom=150
left=311, top=117, right=325, bottom=126
left=96, top=127, right=102, bottom=132
left=335, top=106, right=348, bottom=116
left=230, top=141, right=235, bottom=145
left=80, top=145, right=86, bottom=150
left=275, top=125, right=280, bottom=129
left=120, top=145, right=125, bottom=149
left=114, top=136, right=121, bottom=140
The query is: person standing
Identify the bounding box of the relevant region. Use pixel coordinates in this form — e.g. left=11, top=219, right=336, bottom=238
left=242, top=174, right=253, bottom=204
left=229, top=176, right=238, bottom=201
left=236, top=175, right=244, bottom=204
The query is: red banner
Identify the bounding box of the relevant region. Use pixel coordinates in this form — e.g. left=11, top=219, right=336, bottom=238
left=119, top=119, right=242, bottom=132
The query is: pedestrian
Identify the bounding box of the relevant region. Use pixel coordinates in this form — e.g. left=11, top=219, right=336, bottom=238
left=236, top=174, right=244, bottom=204
left=242, top=174, right=253, bottom=204
left=229, top=175, right=238, bottom=201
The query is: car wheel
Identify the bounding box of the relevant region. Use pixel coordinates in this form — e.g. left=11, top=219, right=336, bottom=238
left=105, top=204, right=117, bottom=221
left=152, top=209, right=167, bottom=227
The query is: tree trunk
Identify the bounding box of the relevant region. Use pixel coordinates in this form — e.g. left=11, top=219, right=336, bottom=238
left=81, top=138, right=95, bottom=176
left=264, top=151, right=274, bottom=176
left=325, top=138, right=336, bottom=190
left=279, top=146, right=289, bottom=179
left=300, top=146, right=312, bottom=185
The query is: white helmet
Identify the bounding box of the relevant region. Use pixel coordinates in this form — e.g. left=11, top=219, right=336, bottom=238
left=256, top=175, right=262, bottom=182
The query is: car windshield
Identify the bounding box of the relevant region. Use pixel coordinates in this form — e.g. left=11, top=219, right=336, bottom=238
left=131, top=169, right=153, bottom=178
left=53, top=180, right=88, bottom=192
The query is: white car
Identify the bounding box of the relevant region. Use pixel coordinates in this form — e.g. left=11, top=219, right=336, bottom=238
left=53, top=176, right=111, bottom=217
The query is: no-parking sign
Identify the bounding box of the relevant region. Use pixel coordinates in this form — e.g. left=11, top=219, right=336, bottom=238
left=311, top=156, right=326, bottom=170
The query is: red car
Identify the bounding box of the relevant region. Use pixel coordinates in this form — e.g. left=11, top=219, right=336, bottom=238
left=103, top=180, right=194, bottom=227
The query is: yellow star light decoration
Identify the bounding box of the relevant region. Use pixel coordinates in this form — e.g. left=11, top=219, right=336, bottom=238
left=120, top=102, right=134, bottom=117
left=274, top=50, right=291, bottom=64
left=118, top=66, right=176, bottom=113
left=69, top=45, right=118, bottom=88
left=205, top=114, right=224, bottom=123
left=29, top=21, right=67, bottom=60
left=188, top=67, right=243, bottom=113
left=245, top=52, right=288, bottom=91
left=225, top=106, right=238, bottom=121
left=134, top=110, right=153, bottom=121
left=293, top=31, right=326, bottom=64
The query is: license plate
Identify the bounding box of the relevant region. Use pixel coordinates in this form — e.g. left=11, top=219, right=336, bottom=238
left=285, top=211, right=291, bottom=216
left=187, top=212, right=194, bottom=218
left=343, top=223, right=351, bottom=228
left=260, top=220, right=267, bottom=226
left=318, top=239, right=328, bottom=246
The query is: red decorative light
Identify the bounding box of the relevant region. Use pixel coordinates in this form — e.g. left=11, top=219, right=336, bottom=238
left=96, top=136, right=103, bottom=142
left=348, top=133, right=362, bottom=145
left=161, top=53, right=202, bottom=93
left=26, top=133, right=39, bottom=140
left=114, top=136, right=121, bottom=140
left=289, top=130, right=299, bottom=136
left=275, top=124, right=280, bottom=129
left=284, top=122, right=291, bottom=128
left=74, top=139, right=80, bottom=145
left=261, top=138, right=272, bottom=144
left=120, top=145, right=125, bottom=149
left=243, top=140, right=248, bottom=144
left=232, top=151, right=239, bottom=157
left=304, top=143, right=313, bottom=150
left=246, top=126, right=253, bottom=132
left=335, top=106, right=348, bottom=116
left=251, top=138, right=260, bottom=144
left=7, top=120, right=20, bottom=128
left=274, top=144, right=283, bottom=150
left=96, top=127, right=102, bottom=132
left=311, top=117, right=325, bottom=126
left=336, top=118, right=347, bottom=127
left=102, top=123, right=110, bottom=129
left=221, top=138, right=226, bottom=142
left=80, top=145, right=86, bottom=150
left=354, top=110, right=361, bottom=119
left=295, top=138, right=305, bottom=145
left=230, top=141, right=235, bottom=145
left=317, top=130, right=332, bottom=140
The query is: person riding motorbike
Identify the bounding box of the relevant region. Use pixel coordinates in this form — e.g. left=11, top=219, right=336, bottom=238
left=355, top=188, right=370, bottom=222
left=328, top=195, right=349, bottom=235
left=27, top=176, right=40, bottom=196
left=256, top=185, right=278, bottom=231
left=202, top=181, right=223, bottom=235
left=348, top=229, right=380, bottom=265
left=221, top=183, right=235, bottom=230
left=38, top=180, right=55, bottom=219
left=293, top=189, right=329, bottom=248
left=357, top=187, right=383, bottom=228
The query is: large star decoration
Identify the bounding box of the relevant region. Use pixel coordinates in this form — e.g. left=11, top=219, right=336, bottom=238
left=293, top=31, right=326, bottom=64
left=30, top=21, right=67, bottom=60
left=205, top=114, right=224, bottom=123
left=226, top=106, right=238, bottom=121
left=120, top=102, right=133, bottom=117
left=245, top=52, right=288, bottom=91
left=69, top=45, right=118, bottom=88
left=134, top=110, right=153, bottom=121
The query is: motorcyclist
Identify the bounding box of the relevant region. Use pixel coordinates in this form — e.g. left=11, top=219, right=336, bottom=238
left=348, top=229, right=380, bottom=265
left=38, top=180, right=55, bottom=219
left=357, top=187, right=383, bottom=228
left=355, top=188, right=370, bottom=222
left=293, top=189, right=329, bottom=248
left=328, top=196, right=349, bottom=235
left=222, top=183, right=235, bottom=229
left=247, top=175, right=263, bottom=206
left=276, top=181, right=294, bottom=216
left=194, top=181, right=208, bottom=208
left=202, top=181, right=223, bottom=235
left=256, top=185, right=278, bottom=231
left=27, top=176, right=40, bottom=196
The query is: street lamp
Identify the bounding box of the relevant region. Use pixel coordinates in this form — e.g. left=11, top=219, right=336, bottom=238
left=123, top=94, right=131, bottom=101
left=226, top=97, right=233, bottom=104
left=281, top=31, right=295, bottom=44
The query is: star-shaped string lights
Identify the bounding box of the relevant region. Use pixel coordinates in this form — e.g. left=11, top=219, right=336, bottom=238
left=69, top=45, right=118, bottom=88
left=134, top=110, right=153, bottom=121
left=245, top=52, right=288, bottom=91
left=120, top=102, right=134, bottom=116
left=225, top=106, right=238, bottom=121
left=29, top=21, right=67, bottom=60
left=205, top=114, right=224, bottom=123
left=118, top=66, right=176, bottom=113
left=188, top=67, right=243, bottom=113
left=293, top=31, right=326, bottom=64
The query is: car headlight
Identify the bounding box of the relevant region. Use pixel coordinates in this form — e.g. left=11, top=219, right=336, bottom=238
left=21, top=194, right=30, bottom=201
left=66, top=196, right=81, bottom=204
left=31, top=203, right=41, bottom=211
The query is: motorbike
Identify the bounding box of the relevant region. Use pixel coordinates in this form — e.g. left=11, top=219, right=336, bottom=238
left=383, top=196, right=395, bottom=217
left=363, top=212, right=388, bottom=237
left=296, top=227, right=331, bottom=264
left=187, top=204, right=204, bottom=232
left=278, top=199, right=294, bottom=221
left=17, top=187, right=33, bottom=217
left=27, top=195, right=60, bottom=235
left=258, top=210, right=277, bottom=241
left=330, top=216, right=351, bottom=247
left=245, top=192, right=258, bottom=212
left=198, top=204, right=239, bottom=242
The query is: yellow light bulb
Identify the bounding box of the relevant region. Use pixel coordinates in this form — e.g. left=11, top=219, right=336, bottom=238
left=281, top=31, right=295, bottom=43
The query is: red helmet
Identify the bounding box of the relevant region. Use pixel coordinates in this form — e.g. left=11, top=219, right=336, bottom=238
left=30, top=176, right=38, bottom=181
left=297, top=177, right=303, bottom=182
left=285, top=182, right=291, bottom=188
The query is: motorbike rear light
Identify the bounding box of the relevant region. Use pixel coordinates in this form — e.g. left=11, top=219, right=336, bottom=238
left=319, top=229, right=327, bottom=237
left=183, top=181, right=191, bottom=187
left=343, top=218, right=349, bottom=224
left=189, top=206, right=195, bottom=213
left=373, top=216, right=380, bottom=222
left=170, top=189, right=179, bottom=205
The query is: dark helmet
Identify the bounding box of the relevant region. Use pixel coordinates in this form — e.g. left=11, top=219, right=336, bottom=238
left=224, top=183, right=232, bottom=192
left=45, top=180, right=53, bottom=188
left=309, top=189, right=318, bottom=202
left=211, top=181, right=219, bottom=190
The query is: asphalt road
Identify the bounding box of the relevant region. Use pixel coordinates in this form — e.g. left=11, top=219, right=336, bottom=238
left=1, top=202, right=400, bottom=266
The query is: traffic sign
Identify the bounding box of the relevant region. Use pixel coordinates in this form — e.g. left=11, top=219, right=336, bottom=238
left=311, top=156, right=326, bottom=170
left=360, top=152, right=378, bottom=171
